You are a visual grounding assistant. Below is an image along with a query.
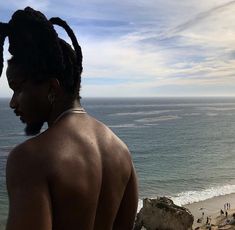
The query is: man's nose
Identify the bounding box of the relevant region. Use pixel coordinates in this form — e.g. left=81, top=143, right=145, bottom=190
left=9, top=93, right=17, bottom=109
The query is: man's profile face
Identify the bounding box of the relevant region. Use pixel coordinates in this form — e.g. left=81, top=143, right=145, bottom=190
left=6, top=63, right=49, bottom=135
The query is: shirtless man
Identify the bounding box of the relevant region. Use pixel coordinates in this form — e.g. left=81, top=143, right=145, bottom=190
left=0, top=7, right=138, bottom=230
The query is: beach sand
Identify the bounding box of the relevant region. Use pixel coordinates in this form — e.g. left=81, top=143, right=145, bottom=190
left=184, top=193, right=235, bottom=229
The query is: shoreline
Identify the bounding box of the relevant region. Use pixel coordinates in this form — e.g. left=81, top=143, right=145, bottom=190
left=183, top=193, right=235, bottom=229
left=138, top=193, right=235, bottom=229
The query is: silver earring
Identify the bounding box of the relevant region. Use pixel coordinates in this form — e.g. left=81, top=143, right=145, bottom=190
left=48, top=94, right=55, bottom=105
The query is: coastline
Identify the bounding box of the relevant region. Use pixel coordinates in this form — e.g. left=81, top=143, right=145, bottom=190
left=1, top=194, right=235, bottom=230
left=184, top=193, right=235, bottom=229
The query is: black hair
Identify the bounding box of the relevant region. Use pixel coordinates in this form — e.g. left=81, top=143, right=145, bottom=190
left=0, top=7, right=83, bottom=99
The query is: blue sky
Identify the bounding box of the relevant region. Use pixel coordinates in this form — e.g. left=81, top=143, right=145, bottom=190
left=0, top=0, right=235, bottom=97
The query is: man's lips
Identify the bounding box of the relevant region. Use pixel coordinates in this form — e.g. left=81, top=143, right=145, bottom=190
left=14, top=110, right=26, bottom=123
left=14, top=110, right=21, bottom=117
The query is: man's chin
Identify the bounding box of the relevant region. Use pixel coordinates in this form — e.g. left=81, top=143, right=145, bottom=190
left=24, top=122, right=44, bottom=136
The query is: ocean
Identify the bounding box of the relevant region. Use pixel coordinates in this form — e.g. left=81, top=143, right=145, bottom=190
left=1, top=97, right=235, bottom=227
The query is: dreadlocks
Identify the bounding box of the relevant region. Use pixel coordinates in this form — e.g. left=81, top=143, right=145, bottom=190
left=0, top=7, right=83, bottom=99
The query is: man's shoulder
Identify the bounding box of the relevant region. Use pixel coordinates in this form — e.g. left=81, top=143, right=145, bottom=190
left=8, top=138, right=36, bottom=160
left=6, top=138, right=50, bottom=187
left=7, top=135, right=51, bottom=172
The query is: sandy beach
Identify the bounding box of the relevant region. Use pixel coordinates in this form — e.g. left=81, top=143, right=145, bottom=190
left=184, top=193, right=235, bottom=229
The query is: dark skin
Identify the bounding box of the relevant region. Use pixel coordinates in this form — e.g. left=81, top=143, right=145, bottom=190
left=6, top=64, right=138, bottom=230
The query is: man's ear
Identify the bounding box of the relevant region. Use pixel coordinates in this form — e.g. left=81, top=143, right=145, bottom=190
left=48, top=78, right=61, bottom=96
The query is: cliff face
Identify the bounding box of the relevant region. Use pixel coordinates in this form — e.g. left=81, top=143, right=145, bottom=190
left=134, top=197, right=194, bottom=230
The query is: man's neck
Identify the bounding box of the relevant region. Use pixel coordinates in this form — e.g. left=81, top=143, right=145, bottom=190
left=47, top=99, right=82, bottom=127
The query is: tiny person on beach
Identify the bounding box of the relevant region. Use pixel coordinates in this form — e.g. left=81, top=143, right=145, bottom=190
left=0, top=7, right=138, bottom=230
left=221, top=209, right=224, bottom=215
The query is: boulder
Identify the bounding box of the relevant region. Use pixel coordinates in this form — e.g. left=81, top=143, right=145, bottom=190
left=134, top=197, right=194, bottom=230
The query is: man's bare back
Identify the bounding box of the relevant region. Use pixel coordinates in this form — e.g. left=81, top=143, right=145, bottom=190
left=6, top=113, right=138, bottom=229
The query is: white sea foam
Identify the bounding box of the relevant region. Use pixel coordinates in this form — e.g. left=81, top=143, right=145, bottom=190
left=137, top=185, right=235, bottom=211
left=144, top=123, right=159, bottom=126
left=206, top=113, right=218, bottom=116
left=0, top=132, right=25, bottom=137
left=171, top=185, right=235, bottom=206
left=110, top=110, right=180, bottom=116
left=197, top=107, right=235, bottom=111
left=183, top=113, right=201, bottom=116
left=136, top=115, right=180, bottom=123
left=108, top=124, right=136, bottom=128
left=138, top=199, right=143, bottom=212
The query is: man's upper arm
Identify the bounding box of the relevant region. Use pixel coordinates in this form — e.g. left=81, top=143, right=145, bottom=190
left=113, top=164, right=138, bottom=230
left=6, top=144, right=52, bottom=230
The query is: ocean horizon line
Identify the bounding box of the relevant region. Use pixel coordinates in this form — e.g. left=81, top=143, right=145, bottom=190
left=1, top=96, right=235, bottom=99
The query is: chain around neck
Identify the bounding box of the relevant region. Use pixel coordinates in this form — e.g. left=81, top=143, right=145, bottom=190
left=53, top=107, right=86, bottom=124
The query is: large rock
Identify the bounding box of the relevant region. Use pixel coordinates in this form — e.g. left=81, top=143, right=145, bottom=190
left=134, top=197, right=194, bottom=230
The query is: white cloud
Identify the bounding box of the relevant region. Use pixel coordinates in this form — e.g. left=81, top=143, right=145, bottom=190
left=0, top=0, right=49, bottom=12
left=1, top=0, right=235, bottom=97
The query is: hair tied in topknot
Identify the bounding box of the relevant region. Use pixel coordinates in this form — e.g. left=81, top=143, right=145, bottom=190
left=49, top=17, right=82, bottom=66
left=7, top=7, right=65, bottom=77
left=0, top=22, right=10, bottom=77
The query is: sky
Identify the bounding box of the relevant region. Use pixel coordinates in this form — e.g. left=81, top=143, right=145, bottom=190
left=0, top=0, right=235, bottom=97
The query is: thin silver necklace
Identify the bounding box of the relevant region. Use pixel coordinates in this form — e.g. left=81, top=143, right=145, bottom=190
left=53, top=107, right=86, bottom=124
